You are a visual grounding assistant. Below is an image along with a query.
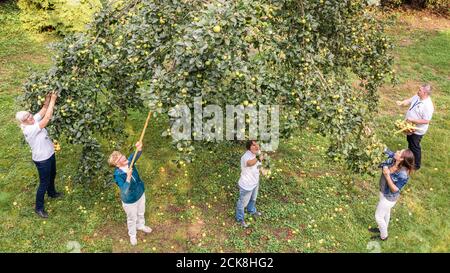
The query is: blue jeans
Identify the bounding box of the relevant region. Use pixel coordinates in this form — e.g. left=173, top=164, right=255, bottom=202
left=235, top=185, right=259, bottom=222
left=33, top=154, right=57, bottom=211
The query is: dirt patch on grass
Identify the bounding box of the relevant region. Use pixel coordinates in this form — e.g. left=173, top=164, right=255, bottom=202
left=97, top=212, right=218, bottom=252
left=378, top=80, right=423, bottom=116
left=384, top=9, right=449, bottom=49
left=0, top=66, right=9, bottom=79
left=398, top=38, right=414, bottom=47
left=272, top=226, right=293, bottom=240
left=187, top=219, right=205, bottom=239
left=2, top=53, right=51, bottom=66
left=17, top=54, right=51, bottom=65
left=0, top=53, right=51, bottom=89
left=98, top=219, right=191, bottom=253
left=393, top=9, right=450, bottom=31
left=166, top=204, right=184, bottom=213
left=358, top=179, right=374, bottom=193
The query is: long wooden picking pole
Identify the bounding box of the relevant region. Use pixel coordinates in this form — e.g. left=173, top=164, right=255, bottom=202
left=129, top=111, right=151, bottom=170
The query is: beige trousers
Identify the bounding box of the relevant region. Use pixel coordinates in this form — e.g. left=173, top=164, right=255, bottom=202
left=122, top=194, right=146, bottom=238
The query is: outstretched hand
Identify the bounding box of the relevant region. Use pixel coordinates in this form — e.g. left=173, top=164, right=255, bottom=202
left=44, top=93, right=52, bottom=105
left=50, top=91, right=58, bottom=101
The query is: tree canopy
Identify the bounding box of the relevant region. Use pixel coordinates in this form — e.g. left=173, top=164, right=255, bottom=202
left=22, top=0, right=396, bottom=183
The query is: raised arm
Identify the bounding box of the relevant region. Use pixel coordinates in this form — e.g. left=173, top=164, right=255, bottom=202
left=39, top=92, right=58, bottom=129
left=37, top=94, right=51, bottom=118
left=127, top=141, right=143, bottom=165
left=382, top=167, right=399, bottom=193
left=246, top=153, right=263, bottom=167
left=379, top=149, right=394, bottom=168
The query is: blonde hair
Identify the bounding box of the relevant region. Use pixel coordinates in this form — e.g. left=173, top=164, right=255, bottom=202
left=108, top=151, right=123, bottom=167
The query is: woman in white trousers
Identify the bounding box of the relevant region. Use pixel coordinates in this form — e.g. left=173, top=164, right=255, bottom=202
left=370, top=148, right=415, bottom=241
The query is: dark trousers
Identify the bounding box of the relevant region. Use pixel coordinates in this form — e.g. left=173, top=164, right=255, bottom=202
left=33, top=154, right=57, bottom=211
left=407, top=134, right=423, bottom=170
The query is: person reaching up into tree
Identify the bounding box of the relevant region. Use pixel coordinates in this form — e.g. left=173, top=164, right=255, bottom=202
left=369, top=148, right=415, bottom=241
left=108, top=141, right=152, bottom=246
left=16, top=91, right=62, bottom=219
left=235, top=140, right=268, bottom=228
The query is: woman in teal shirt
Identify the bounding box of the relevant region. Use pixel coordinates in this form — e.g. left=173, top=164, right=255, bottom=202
left=108, top=141, right=152, bottom=246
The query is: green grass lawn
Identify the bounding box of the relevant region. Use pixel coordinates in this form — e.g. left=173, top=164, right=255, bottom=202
left=0, top=1, right=448, bottom=252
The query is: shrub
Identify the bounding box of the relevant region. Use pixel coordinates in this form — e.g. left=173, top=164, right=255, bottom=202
left=17, top=0, right=103, bottom=34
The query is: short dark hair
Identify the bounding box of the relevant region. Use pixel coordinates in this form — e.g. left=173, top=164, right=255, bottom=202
left=246, top=140, right=256, bottom=150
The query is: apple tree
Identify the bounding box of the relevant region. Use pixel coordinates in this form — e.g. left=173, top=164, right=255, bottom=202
left=22, top=0, right=395, bottom=183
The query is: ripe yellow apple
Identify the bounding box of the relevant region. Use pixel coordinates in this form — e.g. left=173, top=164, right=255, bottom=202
left=213, top=25, right=221, bottom=33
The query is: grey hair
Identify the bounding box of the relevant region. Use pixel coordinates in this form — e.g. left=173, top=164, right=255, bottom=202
left=421, top=83, right=432, bottom=95
left=15, top=111, right=29, bottom=123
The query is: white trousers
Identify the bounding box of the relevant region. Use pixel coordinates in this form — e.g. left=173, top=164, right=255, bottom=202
left=375, top=192, right=397, bottom=239
left=122, top=194, right=146, bottom=238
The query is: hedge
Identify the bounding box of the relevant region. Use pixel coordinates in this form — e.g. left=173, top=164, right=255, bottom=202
left=17, top=0, right=104, bottom=34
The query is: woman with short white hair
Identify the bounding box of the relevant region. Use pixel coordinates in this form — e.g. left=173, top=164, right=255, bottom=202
left=16, top=91, right=60, bottom=218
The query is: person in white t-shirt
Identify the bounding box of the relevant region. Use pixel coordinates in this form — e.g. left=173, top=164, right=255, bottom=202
left=16, top=91, right=61, bottom=218
left=235, top=140, right=267, bottom=228
left=396, top=83, right=434, bottom=170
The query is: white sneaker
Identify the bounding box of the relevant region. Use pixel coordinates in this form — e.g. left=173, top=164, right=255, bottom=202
left=138, top=226, right=153, bottom=234
left=130, top=236, right=138, bottom=246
